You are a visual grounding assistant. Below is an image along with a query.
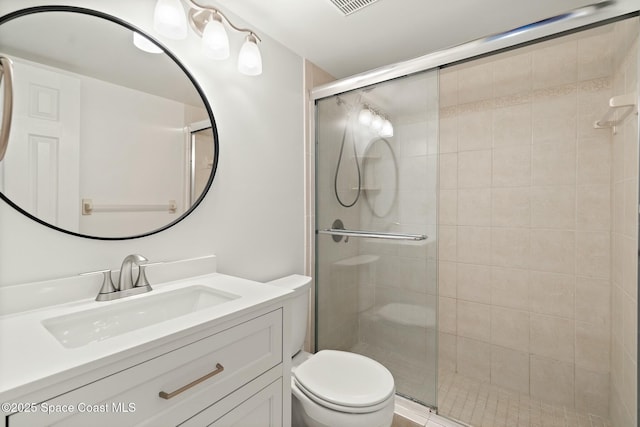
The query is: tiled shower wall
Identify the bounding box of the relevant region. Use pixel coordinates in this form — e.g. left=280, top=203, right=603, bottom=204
left=437, top=25, right=617, bottom=415
left=609, top=18, right=638, bottom=427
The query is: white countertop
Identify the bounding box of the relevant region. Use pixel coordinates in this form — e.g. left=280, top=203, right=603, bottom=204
left=0, top=273, right=292, bottom=402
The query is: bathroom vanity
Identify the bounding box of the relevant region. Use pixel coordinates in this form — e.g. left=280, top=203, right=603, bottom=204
left=0, top=257, right=293, bottom=427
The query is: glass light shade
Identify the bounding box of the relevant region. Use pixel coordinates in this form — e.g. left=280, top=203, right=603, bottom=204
left=153, top=0, right=188, bottom=40
left=371, top=114, right=384, bottom=131
left=133, top=33, right=163, bottom=54
left=380, top=119, right=394, bottom=137
left=358, top=108, right=373, bottom=126
left=238, top=36, right=262, bottom=76
left=202, top=17, right=229, bottom=60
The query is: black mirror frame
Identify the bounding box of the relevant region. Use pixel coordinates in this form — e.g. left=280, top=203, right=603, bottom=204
left=0, top=5, right=219, bottom=241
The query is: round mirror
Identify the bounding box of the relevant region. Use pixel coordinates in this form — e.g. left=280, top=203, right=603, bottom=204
left=0, top=6, right=218, bottom=239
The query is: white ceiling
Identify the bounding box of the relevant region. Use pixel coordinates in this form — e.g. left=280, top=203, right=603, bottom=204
left=214, top=0, right=601, bottom=79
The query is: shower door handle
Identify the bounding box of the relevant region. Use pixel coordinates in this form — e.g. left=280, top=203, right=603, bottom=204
left=0, top=55, right=14, bottom=161
left=318, top=228, right=427, bottom=241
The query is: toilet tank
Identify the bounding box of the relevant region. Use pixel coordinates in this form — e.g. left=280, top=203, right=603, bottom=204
left=266, top=275, right=311, bottom=357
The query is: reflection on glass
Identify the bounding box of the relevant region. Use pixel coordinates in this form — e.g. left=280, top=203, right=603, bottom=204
left=315, top=70, right=439, bottom=407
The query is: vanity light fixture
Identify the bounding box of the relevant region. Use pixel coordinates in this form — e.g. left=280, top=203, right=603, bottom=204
left=152, top=0, right=263, bottom=76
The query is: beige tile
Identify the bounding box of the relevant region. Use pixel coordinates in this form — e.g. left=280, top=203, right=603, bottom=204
left=577, top=136, right=611, bottom=185
left=576, top=231, right=610, bottom=279
left=457, top=263, right=491, bottom=304
left=493, top=52, right=532, bottom=97
left=438, top=226, right=457, bottom=262
left=529, top=271, right=575, bottom=318
left=439, top=69, right=458, bottom=108
left=575, top=367, right=609, bottom=417
left=491, top=228, right=529, bottom=269
left=531, top=141, right=577, bottom=186
left=458, top=62, right=493, bottom=104
left=439, top=189, right=457, bottom=226
left=530, top=230, right=575, bottom=274
left=622, top=294, right=637, bottom=361
left=530, top=313, right=575, bottom=362
left=575, top=320, right=610, bottom=373
left=490, top=345, right=529, bottom=394
left=458, top=110, right=492, bottom=152
left=532, top=40, right=577, bottom=89
left=491, top=267, right=529, bottom=311
left=530, top=355, right=575, bottom=407
left=457, top=336, right=491, bottom=382
left=577, top=82, right=613, bottom=138
left=624, top=178, right=638, bottom=237
left=491, top=187, right=530, bottom=227
left=575, top=277, right=610, bottom=326
left=438, top=332, right=457, bottom=373
left=438, top=261, right=457, bottom=298
left=613, top=181, right=624, bottom=234
left=457, top=226, right=491, bottom=265
left=576, top=184, right=610, bottom=230
left=493, top=103, right=532, bottom=148
left=457, top=188, right=491, bottom=226
left=457, top=300, right=490, bottom=342
left=621, top=350, right=637, bottom=419
left=439, top=153, right=458, bottom=189
left=492, top=145, right=531, bottom=187
left=491, top=307, right=529, bottom=352
left=530, top=186, right=576, bottom=229
left=458, top=150, right=492, bottom=188
left=532, top=88, right=577, bottom=144
left=439, top=116, right=458, bottom=154
left=577, top=31, right=613, bottom=81
left=622, top=236, right=638, bottom=299
left=623, top=121, right=639, bottom=180
left=611, top=284, right=623, bottom=342
left=439, top=297, right=457, bottom=334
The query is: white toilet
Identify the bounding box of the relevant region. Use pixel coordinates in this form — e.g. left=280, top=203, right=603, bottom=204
left=268, top=275, right=395, bottom=427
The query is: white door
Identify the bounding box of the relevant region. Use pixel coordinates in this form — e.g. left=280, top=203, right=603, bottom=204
left=0, top=57, right=80, bottom=231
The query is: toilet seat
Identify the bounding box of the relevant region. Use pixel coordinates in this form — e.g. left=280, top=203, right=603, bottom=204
left=293, top=350, right=395, bottom=414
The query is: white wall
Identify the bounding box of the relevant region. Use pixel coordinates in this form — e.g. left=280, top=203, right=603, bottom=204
left=0, top=0, right=305, bottom=285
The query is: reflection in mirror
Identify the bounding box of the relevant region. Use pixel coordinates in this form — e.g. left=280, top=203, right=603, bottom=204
left=0, top=8, right=217, bottom=239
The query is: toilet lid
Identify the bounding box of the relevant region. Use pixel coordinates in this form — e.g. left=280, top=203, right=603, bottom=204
left=293, top=350, right=395, bottom=408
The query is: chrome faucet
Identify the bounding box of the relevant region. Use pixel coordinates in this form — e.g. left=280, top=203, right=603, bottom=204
left=118, top=254, right=148, bottom=291
left=90, top=254, right=154, bottom=301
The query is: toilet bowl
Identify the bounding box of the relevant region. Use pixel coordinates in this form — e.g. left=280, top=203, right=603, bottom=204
left=268, top=275, right=395, bottom=427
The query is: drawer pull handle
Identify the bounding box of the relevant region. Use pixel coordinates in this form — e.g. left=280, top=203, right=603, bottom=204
left=158, top=363, right=224, bottom=400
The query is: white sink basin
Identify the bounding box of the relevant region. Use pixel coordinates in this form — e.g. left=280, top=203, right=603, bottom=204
left=42, top=285, right=240, bottom=348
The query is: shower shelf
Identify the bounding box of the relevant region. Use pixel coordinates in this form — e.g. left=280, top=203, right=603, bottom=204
left=351, top=187, right=380, bottom=192
left=334, top=254, right=380, bottom=266
left=594, top=91, right=637, bottom=134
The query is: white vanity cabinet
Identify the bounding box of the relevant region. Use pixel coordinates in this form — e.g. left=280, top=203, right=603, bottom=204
left=4, top=306, right=289, bottom=427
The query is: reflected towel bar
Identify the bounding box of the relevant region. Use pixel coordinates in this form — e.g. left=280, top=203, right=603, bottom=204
left=82, top=199, right=177, bottom=215
left=318, top=228, right=427, bottom=241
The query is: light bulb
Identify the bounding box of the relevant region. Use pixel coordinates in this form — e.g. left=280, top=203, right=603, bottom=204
left=133, top=32, right=163, bottom=54
left=371, top=114, right=383, bottom=131
left=153, top=0, right=188, bottom=40
left=202, top=14, right=229, bottom=60
left=380, top=119, right=394, bottom=137
left=358, top=108, right=372, bottom=126
left=238, top=34, right=262, bottom=76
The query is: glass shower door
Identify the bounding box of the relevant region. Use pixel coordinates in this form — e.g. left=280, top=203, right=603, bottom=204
left=315, top=69, right=439, bottom=407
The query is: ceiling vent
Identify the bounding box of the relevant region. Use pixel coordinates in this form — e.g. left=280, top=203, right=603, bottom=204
left=328, top=0, right=380, bottom=16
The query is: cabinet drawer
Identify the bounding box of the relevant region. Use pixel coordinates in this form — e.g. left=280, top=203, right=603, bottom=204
left=9, top=309, right=282, bottom=427
left=180, top=374, right=283, bottom=427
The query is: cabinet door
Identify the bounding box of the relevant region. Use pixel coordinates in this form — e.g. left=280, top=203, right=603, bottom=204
left=181, top=378, right=283, bottom=427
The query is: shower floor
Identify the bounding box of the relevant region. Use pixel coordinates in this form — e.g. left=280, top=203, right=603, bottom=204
left=351, top=341, right=612, bottom=427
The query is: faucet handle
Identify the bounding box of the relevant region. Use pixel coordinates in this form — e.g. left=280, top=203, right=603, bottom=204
left=81, top=269, right=117, bottom=299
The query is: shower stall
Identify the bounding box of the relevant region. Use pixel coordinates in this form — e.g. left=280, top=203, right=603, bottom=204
left=313, top=9, right=639, bottom=427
